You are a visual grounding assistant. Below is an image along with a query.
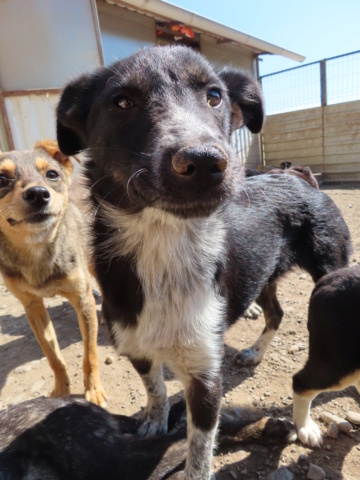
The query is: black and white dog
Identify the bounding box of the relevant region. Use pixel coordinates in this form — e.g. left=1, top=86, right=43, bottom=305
left=56, top=46, right=351, bottom=479
left=293, top=264, right=360, bottom=447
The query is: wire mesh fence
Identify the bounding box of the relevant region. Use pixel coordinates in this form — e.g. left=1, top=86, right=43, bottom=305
left=261, top=50, right=360, bottom=116
left=326, top=51, right=360, bottom=105
left=261, top=62, right=321, bottom=115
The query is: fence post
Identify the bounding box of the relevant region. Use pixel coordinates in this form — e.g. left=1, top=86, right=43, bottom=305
left=320, top=59, right=327, bottom=106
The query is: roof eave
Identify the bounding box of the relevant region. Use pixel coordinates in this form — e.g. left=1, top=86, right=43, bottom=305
left=104, top=0, right=305, bottom=62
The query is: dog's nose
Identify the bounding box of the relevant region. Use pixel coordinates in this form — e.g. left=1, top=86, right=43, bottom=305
left=172, top=146, right=228, bottom=188
left=22, top=186, right=51, bottom=207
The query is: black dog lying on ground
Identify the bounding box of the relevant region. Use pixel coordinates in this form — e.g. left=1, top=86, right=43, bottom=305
left=292, top=264, right=360, bottom=447
left=0, top=396, right=293, bottom=480
left=56, top=45, right=351, bottom=478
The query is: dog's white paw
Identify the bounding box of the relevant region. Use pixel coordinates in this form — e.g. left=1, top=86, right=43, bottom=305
left=235, top=348, right=261, bottom=366
left=243, top=302, right=263, bottom=319
left=137, top=418, right=168, bottom=437
left=297, top=419, right=323, bottom=447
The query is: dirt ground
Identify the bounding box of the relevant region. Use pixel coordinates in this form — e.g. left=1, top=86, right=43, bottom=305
left=1, top=183, right=360, bottom=480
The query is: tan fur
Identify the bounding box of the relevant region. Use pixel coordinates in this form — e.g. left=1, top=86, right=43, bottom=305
left=0, top=159, right=16, bottom=175
left=0, top=140, right=106, bottom=406
left=35, top=156, right=52, bottom=173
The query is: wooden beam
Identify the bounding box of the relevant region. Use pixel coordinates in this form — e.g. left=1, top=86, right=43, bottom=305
left=0, top=85, right=14, bottom=150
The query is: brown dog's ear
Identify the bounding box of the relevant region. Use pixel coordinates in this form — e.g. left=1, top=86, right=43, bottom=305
left=219, top=68, right=264, bottom=133
left=34, top=140, right=74, bottom=174
left=57, top=72, right=102, bottom=156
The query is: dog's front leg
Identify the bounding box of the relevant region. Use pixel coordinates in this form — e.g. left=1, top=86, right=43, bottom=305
left=130, top=358, right=169, bottom=436
left=182, top=375, right=221, bottom=479
left=168, top=341, right=222, bottom=480
left=66, top=276, right=107, bottom=407
left=4, top=278, right=70, bottom=397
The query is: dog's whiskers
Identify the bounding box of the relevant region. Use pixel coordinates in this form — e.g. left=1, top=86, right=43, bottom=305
left=93, top=188, right=119, bottom=218
left=0, top=205, right=15, bottom=216
left=126, top=168, right=148, bottom=201
left=87, top=173, right=112, bottom=193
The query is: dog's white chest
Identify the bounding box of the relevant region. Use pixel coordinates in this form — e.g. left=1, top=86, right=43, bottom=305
left=104, top=207, right=226, bottom=356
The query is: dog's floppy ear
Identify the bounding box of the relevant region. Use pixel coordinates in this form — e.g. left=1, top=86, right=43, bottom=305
left=34, top=139, right=74, bottom=175
left=56, top=73, right=98, bottom=156
left=219, top=68, right=264, bottom=133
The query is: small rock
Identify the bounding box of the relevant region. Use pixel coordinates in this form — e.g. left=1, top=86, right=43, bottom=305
left=288, top=343, right=306, bottom=354
left=267, top=466, right=293, bottom=480
left=14, top=365, right=32, bottom=374
left=105, top=356, right=114, bottom=365
left=307, top=463, right=326, bottom=479
left=326, top=422, right=338, bottom=439
left=320, top=411, right=352, bottom=434
left=346, top=410, right=360, bottom=425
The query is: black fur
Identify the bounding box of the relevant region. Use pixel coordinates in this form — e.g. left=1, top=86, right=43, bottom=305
left=0, top=397, right=293, bottom=480
left=225, top=174, right=351, bottom=324
left=293, top=264, right=360, bottom=394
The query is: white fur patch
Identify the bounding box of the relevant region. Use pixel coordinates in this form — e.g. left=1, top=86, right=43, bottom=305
left=99, top=205, right=226, bottom=377
left=185, top=422, right=217, bottom=479
left=292, top=392, right=322, bottom=447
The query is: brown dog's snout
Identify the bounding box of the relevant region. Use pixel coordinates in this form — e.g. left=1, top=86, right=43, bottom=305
left=172, top=146, right=228, bottom=188
left=22, top=186, right=51, bottom=208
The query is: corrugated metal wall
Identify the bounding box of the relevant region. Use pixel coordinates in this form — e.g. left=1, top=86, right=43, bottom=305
left=262, top=99, right=360, bottom=182
left=4, top=92, right=60, bottom=150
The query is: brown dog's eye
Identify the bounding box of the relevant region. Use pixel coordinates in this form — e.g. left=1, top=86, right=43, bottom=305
left=0, top=175, right=11, bottom=188
left=46, top=170, right=59, bottom=180
left=207, top=89, right=222, bottom=108
left=117, top=97, right=134, bottom=110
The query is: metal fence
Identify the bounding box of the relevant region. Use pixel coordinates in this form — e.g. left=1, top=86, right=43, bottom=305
left=261, top=50, right=360, bottom=115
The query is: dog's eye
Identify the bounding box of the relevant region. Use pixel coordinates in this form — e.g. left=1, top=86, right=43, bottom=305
left=207, top=89, right=222, bottom=108
left=0, top=175, right=11, bottom=188
left=46, top=170, right=59, bottom=180
left=117, top=97, right=135, bottom=110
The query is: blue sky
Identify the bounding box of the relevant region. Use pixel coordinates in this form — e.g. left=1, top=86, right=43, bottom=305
left=168, top=0, right=360, bottom=76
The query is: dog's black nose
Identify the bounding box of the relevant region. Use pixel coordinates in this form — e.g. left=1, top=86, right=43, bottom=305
left=172, top=146, right=228, bottom=188
left=22, top=186, right=51, bottom=207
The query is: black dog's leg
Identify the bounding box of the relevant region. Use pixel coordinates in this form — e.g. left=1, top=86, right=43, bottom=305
left=130, top=358, right=169, bottom=437
left=236, top=281, right=283, bottom=366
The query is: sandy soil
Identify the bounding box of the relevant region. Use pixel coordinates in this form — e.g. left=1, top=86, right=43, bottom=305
left=1, top=183, right=360, bottom=479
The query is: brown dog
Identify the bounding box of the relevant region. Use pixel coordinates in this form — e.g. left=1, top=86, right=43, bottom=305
left=0, top=140, right=106, bottom=406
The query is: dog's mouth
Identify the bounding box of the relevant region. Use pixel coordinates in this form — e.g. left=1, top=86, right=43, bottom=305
left=7, top=213, right=57, bottom=226
left=130, top=176, right=227, bottom=218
